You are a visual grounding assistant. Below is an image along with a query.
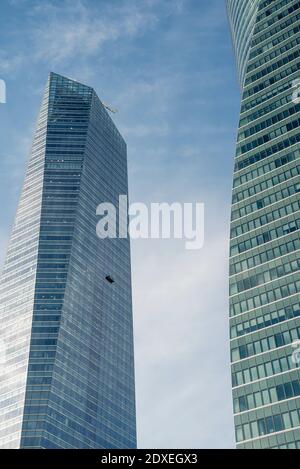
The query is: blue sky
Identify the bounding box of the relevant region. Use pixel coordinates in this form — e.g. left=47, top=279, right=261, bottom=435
left=0, top=0, right=240, bottom=448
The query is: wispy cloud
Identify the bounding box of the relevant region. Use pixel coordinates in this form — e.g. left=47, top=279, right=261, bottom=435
left=2, top=0, right=185, bottom=72
left=133, top=231, right=234, bottom=449
left=31, top=0, right=159, bottom=64
left=121, top=123, right=170, bottom=138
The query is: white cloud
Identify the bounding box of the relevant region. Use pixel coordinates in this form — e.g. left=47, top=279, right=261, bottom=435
left=132, top=230, right=235, bottom=448
left=31, top=0, right=159, bottom=65
left=3, top=0, right=193, bottom=75
left=1, top=0, right=161, bottom=72
left=180, top=145, right=200, bottom=159
left=0, top=54, right=23, bottom=73
left=34, top=12, right=146, bottom=63
left=121, top=123, right=170, bottom=138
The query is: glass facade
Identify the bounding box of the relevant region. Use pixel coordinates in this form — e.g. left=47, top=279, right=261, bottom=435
left=0, top=73, right=136, bottom=448
left=227, top=0, right=300, bottom=449
left=227, top=0, right=260, bottom=87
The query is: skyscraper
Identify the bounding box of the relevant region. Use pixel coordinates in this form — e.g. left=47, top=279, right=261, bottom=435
left=0, top=72, right=136, bottom=449
left=227, top=0, right=300, bottom=449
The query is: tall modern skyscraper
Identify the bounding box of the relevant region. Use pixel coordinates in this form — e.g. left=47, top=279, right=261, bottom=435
left=0, top=72, right=136, bottom=449
left=227, top=0, right=300, bottom=449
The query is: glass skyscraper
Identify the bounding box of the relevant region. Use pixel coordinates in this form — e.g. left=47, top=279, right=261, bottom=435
left=0, top=72, right=136, bottom=449
left=227, top=0, right=300, bottom=448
